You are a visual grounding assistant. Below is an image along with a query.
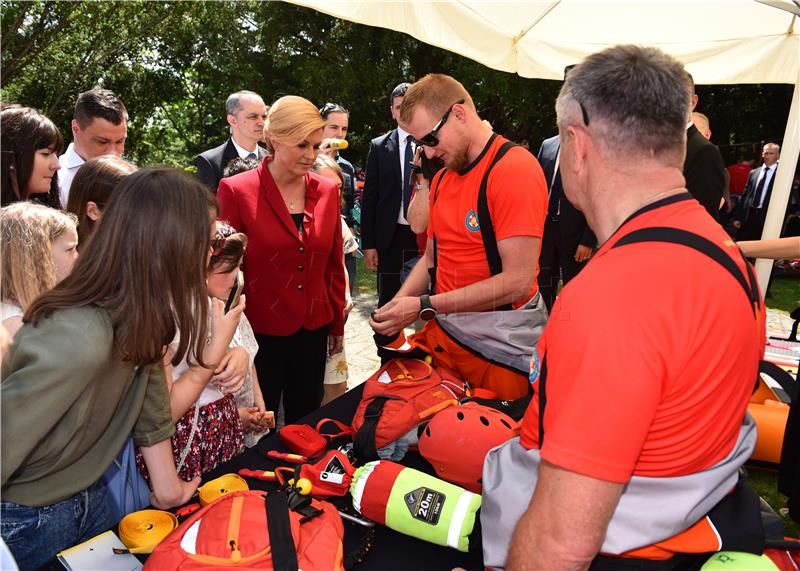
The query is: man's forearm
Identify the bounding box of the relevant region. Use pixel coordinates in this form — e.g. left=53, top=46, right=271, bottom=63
left=431, top=270, right=533, bottom=314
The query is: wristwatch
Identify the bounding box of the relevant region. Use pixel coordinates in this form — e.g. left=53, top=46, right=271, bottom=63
left=418, top=294, right=437, bottom=321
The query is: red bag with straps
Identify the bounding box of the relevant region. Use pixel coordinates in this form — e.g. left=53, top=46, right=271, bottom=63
left=144, top=489, right=344, bottom=570
left=351, top=358, right=468, bottom=461
left=279, top=419, right=352, bottom=458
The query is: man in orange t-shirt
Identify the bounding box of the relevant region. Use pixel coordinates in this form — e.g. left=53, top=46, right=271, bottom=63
left=480, top=45, right=765, bottom=571
left=369, top=73, right=548, bottom=400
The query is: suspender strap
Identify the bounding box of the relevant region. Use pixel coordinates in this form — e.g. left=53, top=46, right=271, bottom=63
left=266, top=490, right=299, bottom=571
left=611, top=227, right=761, bottom=318
left=478, top=141, right=518, bottom=310
left=430, top=168, right=448, bottom=294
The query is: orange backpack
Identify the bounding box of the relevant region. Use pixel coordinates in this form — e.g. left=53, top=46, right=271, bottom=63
left=351, top=358, right=468, bottom=461
left=144, top=489, right=343, bottom=570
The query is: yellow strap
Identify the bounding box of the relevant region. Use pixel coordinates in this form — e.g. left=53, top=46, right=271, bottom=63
left=119, top=509, right=178, bottom=554
left=198, top=473, right=249, bottom=506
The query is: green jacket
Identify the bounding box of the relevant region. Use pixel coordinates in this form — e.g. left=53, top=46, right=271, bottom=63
left=1, top=306, right=174, bottom=506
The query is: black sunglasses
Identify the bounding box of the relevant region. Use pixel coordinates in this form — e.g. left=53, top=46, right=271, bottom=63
left=414, top=99, right=465, bottom=147
left=577, top=99, right=590, bottom=127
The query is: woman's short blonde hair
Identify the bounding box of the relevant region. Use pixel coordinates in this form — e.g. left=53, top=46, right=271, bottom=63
left=1, top=202, right=77, bottom=309
left=264, top=95, right=326, bottom=153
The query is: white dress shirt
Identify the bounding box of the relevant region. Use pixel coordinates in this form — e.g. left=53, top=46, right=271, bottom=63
left=396, top=126, right=413, bottom=225
left=57, top=143, right=86, bottom=208
left=231, top=137, right=259, bottom=159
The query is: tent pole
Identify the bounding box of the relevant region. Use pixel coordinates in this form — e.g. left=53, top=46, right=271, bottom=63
left=754, top=70, right=800, bottom=293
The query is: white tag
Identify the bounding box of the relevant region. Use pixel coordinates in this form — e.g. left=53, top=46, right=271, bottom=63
left=378, top=371, right=392, bottom=384
left=320, top=471, right=345, bottom=484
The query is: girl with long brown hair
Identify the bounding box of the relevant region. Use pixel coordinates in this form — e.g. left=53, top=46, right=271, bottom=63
left=66, top=154, right=137, bottom=248
left=0, top=167, right=245, bottom=570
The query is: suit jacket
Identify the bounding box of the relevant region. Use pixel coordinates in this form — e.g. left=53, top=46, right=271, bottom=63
left=736, top=164, right=778, bottom=224
left=195, top=138, right=267, bottom=192
left=537, top=135, right=596, bottom=249
left=217, top=160, right=345, bottom=337
left=361, top=129, right=402, bottom=252
left=684, top=124, right=726, bottom=220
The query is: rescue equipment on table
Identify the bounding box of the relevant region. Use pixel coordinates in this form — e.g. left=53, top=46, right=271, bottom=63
left=418, top=402, right=520, bottom=493
left=144, top=488, right=345, bottom=570
left=279, top=418, right=352, bottom=457
left=351, top=358, right=468, bottom=462
left=350, top=460, right=481, bottom=552
left=748, top=360, right=796, bottom=465
left=197, top=473, right=249, bottom=506
left=119, top=509, right=178, bottom=554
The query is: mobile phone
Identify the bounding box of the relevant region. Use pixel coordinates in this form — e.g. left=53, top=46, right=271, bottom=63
left=224, top=271, right=244, bottom=313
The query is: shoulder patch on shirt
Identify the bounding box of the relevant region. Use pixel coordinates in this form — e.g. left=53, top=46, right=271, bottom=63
left=465, top=210, right=480, bottom=232
left=529, top=350, right=540, bottom=386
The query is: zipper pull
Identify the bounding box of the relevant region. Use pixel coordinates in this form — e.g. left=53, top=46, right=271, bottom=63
left=229, top=539, right=241, bottom=563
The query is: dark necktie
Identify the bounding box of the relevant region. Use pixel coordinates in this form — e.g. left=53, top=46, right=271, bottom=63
left=549, top=170, right=563, bottom=216
left=402, top=135, right=413, bottom=218
left=754, top=166, right=770, bottom=209
left=247, top=152, right=257, bottom=160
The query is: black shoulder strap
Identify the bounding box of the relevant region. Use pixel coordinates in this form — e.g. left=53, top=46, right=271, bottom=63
left=353, top=395, right=403, bottom=462
left=611, top=227, right=761, bottom=319
left=429, top=168, right=448, bottom=294
left=266, top=490, right=299, bottom=571
left=477, top=141, right=517, bottom=282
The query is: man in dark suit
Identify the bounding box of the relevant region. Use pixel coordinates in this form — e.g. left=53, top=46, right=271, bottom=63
left=734, top=143, right=781, bottom=241
left=536, top=135, right=597, bottom=311
left=362, top=82, right=420, bottom=307
left=196, top=90, right=268, bottom=191
left=683, top=76, right=726, bottom=220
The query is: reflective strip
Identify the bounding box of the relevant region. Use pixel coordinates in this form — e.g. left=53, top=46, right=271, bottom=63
left=180, top=519, right=201, bottom=554
left=352, top=461, right=378, bottom=514
left=447, top=491, right=475, bottom=550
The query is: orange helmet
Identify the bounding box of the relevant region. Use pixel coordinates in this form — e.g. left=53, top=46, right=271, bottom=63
left=418, top=403, right=519, bottom=493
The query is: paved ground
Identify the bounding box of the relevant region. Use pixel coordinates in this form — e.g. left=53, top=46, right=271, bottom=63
left=343, top=292, right=381, bottom=389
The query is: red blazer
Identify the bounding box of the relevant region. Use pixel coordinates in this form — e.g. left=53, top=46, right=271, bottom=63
left=218, top=160, right=345, bottom=336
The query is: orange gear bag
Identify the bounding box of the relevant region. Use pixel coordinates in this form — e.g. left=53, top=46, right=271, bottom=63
left=351, top=358, right=468, bottom=462
left=144, top=489, right=343, bottom=570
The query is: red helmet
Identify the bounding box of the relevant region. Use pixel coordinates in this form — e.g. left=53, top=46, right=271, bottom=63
left=418, top=403, right=519, bottom=493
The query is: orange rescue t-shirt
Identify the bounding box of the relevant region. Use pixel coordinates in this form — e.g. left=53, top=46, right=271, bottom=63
left=520, top=194, right=766, bottom=483
left=427, top=135, right=547, bottom=305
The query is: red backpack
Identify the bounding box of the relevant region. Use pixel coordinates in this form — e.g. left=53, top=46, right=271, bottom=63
left=351, top=358, right=468, bottom=461
left=144, top=489, right=343, bottom=570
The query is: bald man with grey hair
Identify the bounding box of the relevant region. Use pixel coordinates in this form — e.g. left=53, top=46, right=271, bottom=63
left=481, top=44, right=764, bottom=570
left=195, top=90, right=268, bottom=191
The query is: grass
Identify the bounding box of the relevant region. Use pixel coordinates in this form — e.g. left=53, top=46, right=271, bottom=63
left=747, top=467, right=800, bottom=537
left=354, top=257, right=377, bottom=296
left=766, top=275, right=800, bottom=314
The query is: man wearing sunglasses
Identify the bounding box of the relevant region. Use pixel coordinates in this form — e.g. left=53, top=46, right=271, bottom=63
left=361, top=82, right=422, bottom=308
left=369, top=73, right=549, bottom=401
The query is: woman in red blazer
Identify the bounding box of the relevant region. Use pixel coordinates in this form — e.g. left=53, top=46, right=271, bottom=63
left=218, top=95, right=345, bottom=423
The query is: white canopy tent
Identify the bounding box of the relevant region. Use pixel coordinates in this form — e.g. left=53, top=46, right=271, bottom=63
left=286, top=0, right=800, bottom=289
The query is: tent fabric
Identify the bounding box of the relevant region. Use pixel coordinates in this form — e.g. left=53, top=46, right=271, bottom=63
left=287, top=0, right=799, bottom=84
left=286, top=0, right=800, bottom=290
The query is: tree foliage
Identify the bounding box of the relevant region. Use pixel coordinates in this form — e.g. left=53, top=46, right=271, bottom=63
left=1, top=1, right=792, bottom=169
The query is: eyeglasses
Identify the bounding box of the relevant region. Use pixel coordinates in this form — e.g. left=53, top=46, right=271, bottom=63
left=210, top=234, right=226, bottom=256
left=413, top=99, right=465, bottom=148
left=320, top=102, right=348, bottom=119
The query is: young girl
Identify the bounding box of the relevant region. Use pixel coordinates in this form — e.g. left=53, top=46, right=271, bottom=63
left=66, top=155, right=137, bottom=248
left=1, top=202, right=79, bottom=337
left=209, top=221, right=272, bottom=447
left=1, top=168, right=244, bottom=570
left=0, top=104, right=63, bottom=208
